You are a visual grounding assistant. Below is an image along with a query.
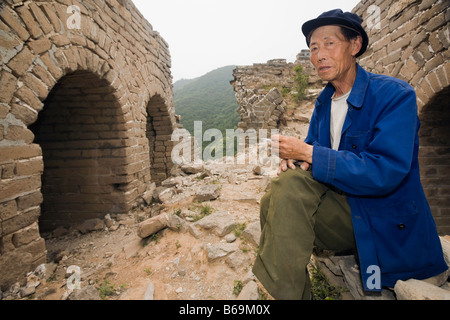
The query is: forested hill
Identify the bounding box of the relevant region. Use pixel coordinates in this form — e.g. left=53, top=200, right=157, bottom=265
left=173, top=65, right=240, bottom=137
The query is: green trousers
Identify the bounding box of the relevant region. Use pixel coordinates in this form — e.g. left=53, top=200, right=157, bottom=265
left=253, top=168, right=356, bottom=300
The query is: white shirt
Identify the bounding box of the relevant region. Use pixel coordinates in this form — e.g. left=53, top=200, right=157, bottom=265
left=330, top=90, right=351, bottom=151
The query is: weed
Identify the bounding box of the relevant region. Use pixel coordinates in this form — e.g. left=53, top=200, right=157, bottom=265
left=47, top=273, right=58, bottom=282
left=200, top=204, right=213, bottom=215
left=309, top=264, right=345, bottom=300
left=141, top=232, right=161, bottom=247
left=150, top=233, right=161, bottom=243
left=233, top=280, right=243, bottom=296
left=258, top=287, right=268, bottom=300
left=192, top=204, right=213, bottom=221
left=97, top=279, right=115, bottom=300
left=233, top=222, right=247, bottom=238
left=144, top=268, right=152, bottom=276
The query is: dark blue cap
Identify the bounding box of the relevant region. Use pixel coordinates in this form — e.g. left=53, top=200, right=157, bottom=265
left=302, top=9, right=369, bottom=57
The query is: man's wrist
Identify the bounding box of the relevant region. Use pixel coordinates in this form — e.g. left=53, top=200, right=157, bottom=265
left=304, top=143, right=313, bottom=164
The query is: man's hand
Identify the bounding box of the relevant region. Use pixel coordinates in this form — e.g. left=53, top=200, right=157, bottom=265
left=277, top=160, right=311, bottom=175
left=272, top=135, right=313, bottom=175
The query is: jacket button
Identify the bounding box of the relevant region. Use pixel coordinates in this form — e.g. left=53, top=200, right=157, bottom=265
left=398, top=224, right=406, bottom=230
left=352, top=145, right=357, bottom=149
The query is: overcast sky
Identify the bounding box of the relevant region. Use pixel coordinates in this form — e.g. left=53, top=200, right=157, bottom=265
left=132, top=0, right=361, bottom=82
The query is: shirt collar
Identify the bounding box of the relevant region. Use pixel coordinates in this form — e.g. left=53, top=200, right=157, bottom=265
left=317, top=64, right=369, bottom=109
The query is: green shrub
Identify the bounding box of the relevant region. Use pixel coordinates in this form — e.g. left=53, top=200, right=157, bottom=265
left=293, top=65, right=309, bottom=102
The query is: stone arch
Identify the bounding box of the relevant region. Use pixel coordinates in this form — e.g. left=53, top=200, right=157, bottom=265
left=29, top=69, right=132, bottom=233
left=353, top=0, right=449, bottom=233
left=353, top=0, right=449, bottom=108
left=418, top=85, right=450, bottom=234
left=0, top=0, right=175, bottom=289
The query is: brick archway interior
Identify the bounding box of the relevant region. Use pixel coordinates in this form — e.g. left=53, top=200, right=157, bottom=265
left=30, top=71, right=128, bottom=233
left=419, top=85, right=450, bottom=235
left=146, top=94, right=174, bottom=185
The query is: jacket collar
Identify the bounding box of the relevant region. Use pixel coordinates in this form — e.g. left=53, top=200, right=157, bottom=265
left=317, top=64, right=369, bottom=109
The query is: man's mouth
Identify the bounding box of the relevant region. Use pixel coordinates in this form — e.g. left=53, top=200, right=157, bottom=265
left=319, top=66, right=332, bottom=72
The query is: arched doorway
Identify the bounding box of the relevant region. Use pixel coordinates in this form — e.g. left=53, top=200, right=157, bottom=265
left=146, top=94, right=175, bottom=185
left=418, top=85, right=450, bottom=235
left=30, top=71, right=129, bottom=234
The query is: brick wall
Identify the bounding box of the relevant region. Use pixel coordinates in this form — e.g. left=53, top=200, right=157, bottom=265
left=353, top=0, right=449, bottom=234
left=0, top=0, right=175, bottom=289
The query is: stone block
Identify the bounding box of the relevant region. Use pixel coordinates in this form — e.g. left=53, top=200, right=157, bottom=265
left=194, top=184, right=220, bottom=202
left=424, top=54, right=445, bottom=74
left=0, top=175, right=41, bottom=204
left=77, top=218, right=105, bottom=234
left=16, top=6, right=42, bottom=39
left=7, top=46, right=34, bottom=76
left=426, top=72, right=443, bottom=94
left=5, top=125, right=35, bottom=144
left=0, top=71, right=17, bottom=104
left=16, top=191, right=43, bottom=211
left=395, top=279, right=450, bottom=300
left=435, top=65, right=449, bottom=88
left=425, top=12, right=447, bottom=32
left=28, top=2, right=53, bottom=35
left=0, top=200, right=18, bottom=221
left=241, top=221, right=261, bottom=247
left=2, top=206, right=40, bottom=236
left=0, top=144, right=42, bottom=163
left=137, top=213, right=169, bottom=239
left=31, top=64, right=56, bottom=88
left=40, top=3, right=63, bottom=33
left=39, top=52, right=63, bottom=79
left=14, top=86, right=43, bottom=112
left=194, top=211, right=236, bottom=237
left=236, top=281, right=259, bottom=300
left=206, top=242, right=238, bottom=261
left=22, top=73, right=48, bottom=100
left=11, top=222, right=40, bottom=247
left=0, top=7, right=30, bottom=41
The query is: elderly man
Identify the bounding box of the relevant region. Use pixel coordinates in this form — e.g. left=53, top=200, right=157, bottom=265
left=252, top=9, right=448, bottom=300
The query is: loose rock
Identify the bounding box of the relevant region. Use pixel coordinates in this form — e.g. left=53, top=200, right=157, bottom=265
left=237, top=281, right=259, bottom=300
left=241, top=221, right=261, bottom=247
left=143, top=282, right=155, bottom=300
left=206, top=243, right=238, bottom=261
left=137, top=214, right=169, bottom=239
left=77, top=219, right=105, bottom=234
left=194, top=211, right=237, bottom=237
left=194, top=184, right=221, bottom=202
left=394, top=279, right=450, bottom=300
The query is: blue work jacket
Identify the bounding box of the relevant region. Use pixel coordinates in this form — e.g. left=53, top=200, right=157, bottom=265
left=306, top=64, right=448, bottom=291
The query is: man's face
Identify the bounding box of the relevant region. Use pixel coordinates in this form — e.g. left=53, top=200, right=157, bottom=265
left=309, top=25, right=359, bottom=84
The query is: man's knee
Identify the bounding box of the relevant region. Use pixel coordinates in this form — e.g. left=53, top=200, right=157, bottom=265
left=271, top=168, right=314, bottom=191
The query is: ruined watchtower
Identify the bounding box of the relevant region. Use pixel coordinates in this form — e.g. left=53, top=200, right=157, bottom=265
left=0, top=0, right=176, bottom=290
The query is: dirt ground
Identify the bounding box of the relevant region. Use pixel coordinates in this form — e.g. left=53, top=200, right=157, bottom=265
left=28, top=163, right=275, bottom=301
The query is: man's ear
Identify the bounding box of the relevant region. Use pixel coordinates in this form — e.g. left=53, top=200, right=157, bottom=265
left=351, top=36, right=363, bottom=57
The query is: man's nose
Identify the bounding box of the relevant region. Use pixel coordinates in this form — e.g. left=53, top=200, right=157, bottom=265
left=317, top=47, right=327, bottom=62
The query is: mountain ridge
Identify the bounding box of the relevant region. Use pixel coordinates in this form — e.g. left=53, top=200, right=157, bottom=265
left=173, top=65, right=240, bottom=136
